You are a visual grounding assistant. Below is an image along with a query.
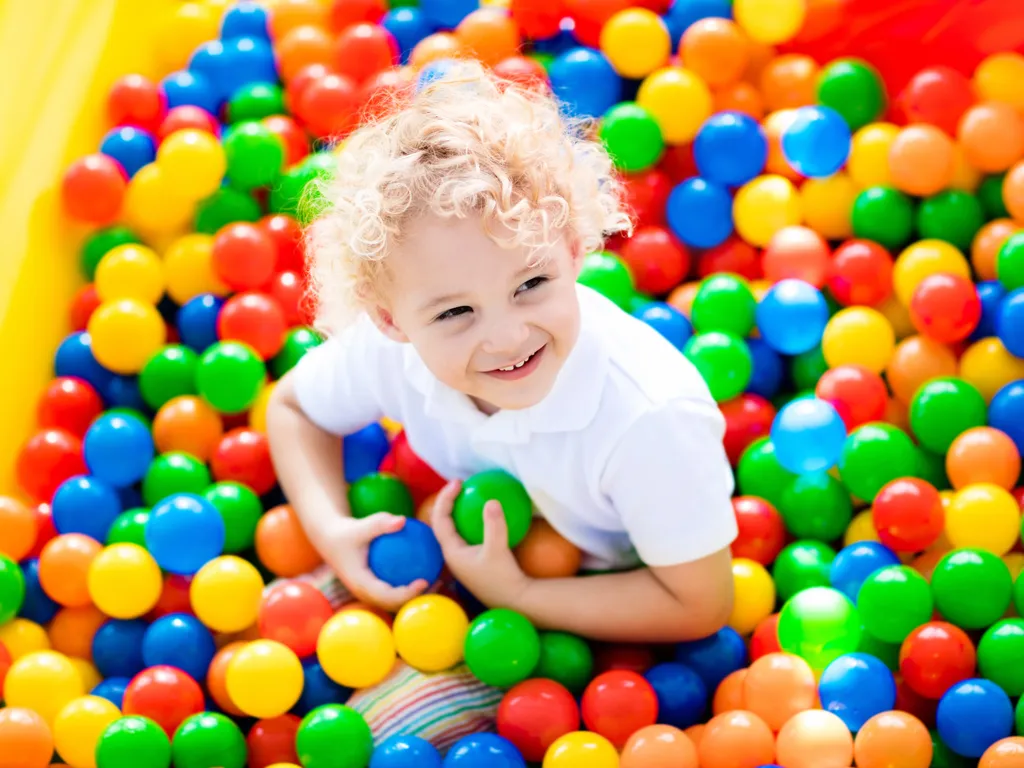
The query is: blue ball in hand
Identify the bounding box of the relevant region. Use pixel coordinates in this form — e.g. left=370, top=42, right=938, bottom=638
left=368, top=518, right=444, bottom=588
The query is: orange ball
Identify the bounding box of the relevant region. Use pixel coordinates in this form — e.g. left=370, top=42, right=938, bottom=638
left=854, top=711, right=932, bottom=768
left=712, top=668, right=747, bottom=715
left=0, top=706, right=54, bottom=768
left=760, top=53, right=818, bottom=111
left=276, top=25, right=335, bottom=83
left=981, top=737, right=1024, bottom=768
left=680, top=19, right=750, bottom=87
left=513, top=519, right=582, bottom=579
left=697, top=710, right=775, bottom=768
left=47, top=606, right=107, bottom=662
left=683, top=723, right=705, bottom=749
left=713, top=81, right=765, bottom=120
left=946, top=426, right=1022, bottom=490
left=38, top=535, right=102, bottom=608
left=742, top=652, right=817, bottom=732
left=454, top=8, right=521, bottom=67
left=742, top=39, right=777, bottom=85
left=972, top=219, right=1018, bottom=281
left=958, top=102, right=1024, bottom=173
left=775, top=710, right=853, bottom=768
left=255, top=505, right=323, bottom=578
left=667, top=282, right=699, bottom=318
left=1003, top=161, right=1024, bottom=224
left=152, top=395, right=224, bottom=461
left=885, top=335, right=959, bottom=404
left=0, top=497, right=37, bottom=562
left=206, top=642, right=246, bottom=716
left=621, top=725, right=699, bottom=768
left=268, top=0, right=330, bottom=40
left=410, top=33, right=462, bottom=68
left=889, top=124, right=955, bottom=197
left=416, top=492, right=438, bottom=524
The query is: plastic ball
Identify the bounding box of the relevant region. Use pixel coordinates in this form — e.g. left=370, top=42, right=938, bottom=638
left=816, top=58, right=887, bottom=132
left=674, top=626, right=748, bottom=693
left=0, top=706, right=55, bottom=768
left=452, top=470, right=532, bottom=548
left=155, top=129, right=225, bottom=201
left=142, top=451, right=211, bottom=506
left=496, top=679, right=580, bottom=763
left=512, top=518, right=583, bottom=579
left=694, top=112, right=767, bottom=187
left=778, top=587, right=861, bottom=672
left=464, top=609, right=540, bottom=689
left=94, top=243, right=164, bottom=305
left=258, top=583, right=333, bottom=660
left=959, top=102, right=1024, bottom=174
left=367, top=518, right=443, bottom=588
left=937, top=679, right=1014, bottom=759
left=819, top=652, right=896, bottom=732
left=140, top=613, right=215, bottom=683
left=665, top=177, right=733, bottom=249
left=369, top=734, right=442, bottom=768
left=295, top=705, right=373, bottom=768
left=932, top=548, right=1013, bottom=630
left=728, top=558, right=775, bottom=636
left=871, top=478, right=944, bottom=553
left=981, top=737, right=1024, bottom=768
left=858, top=565, right=933, bottom=644
left=548, top=48, right=621, bottom=120
left=636, top=66, right=712, bottom=145
left=828, top=239, right=894, bottom=308
left=780, top=105, right=851, bottom=178
left=775, top=709, right=854, bottom=768
left=822, top=306, right=895, bottom=375
left=620, top=724, right=698, bottom=768
left=211, top=222, right=276, bottom=293
left=731, top=496, right=785, bottom=565
left=87, top=299, right=167, bottom=375
left=202, top=481, right=261, bottom=554
left=770, top=397, right=845, bottom=474
left=217, top=292, right=288, bottom=360
left=733, top=174, right=801, bottom=248
left=144, top=493, right=225, bottom=575
left=82, top=414, right=153, bottom=490
left=190, top=555, right=263, bottom=633
left=226, top=640, right=303, bottom=719
left=909, top=377, right=987, bottom=455
left=690, top=274, right=756, bottom=337
left=698, top=710, right=775, bottom=768
left=543, top=731, right=618, bottom=768
left=580, top=671, right=658, bottom=750
left=977, top=619, right=1024, bottom=697
left=3, top=651, right=85, bottom=726
left=683, top=331, right=753, bottom=402
left=853, top=711, right=933, bottom=768
left=121, top=665, right=204, bottom=738
left=53, top=695, right=120, bottom=768
left=195, top=341, right=267, bottom=415
left=851, top=186, right=916, bottom=252
left=640, top=662, right=707, bottom=731
left=61, top=154, right=128, bottom=225
left=918, top=190, right=985, bottom=253
left=599, top=9, right=670, bottom=79
left=899, top=621, right=976, bottom=700
left=909, top=273, right=981, bottom=343
left=733, top=0, right=805, bottom=43
left=171, top=712, right=247, bottom=768
left=86, top=543, right=161, bottom=620
left=534, top=631, right=593, bottom=696
left=255, top=504, right=323, bottom=579
left=317, top=610, right=396, bottom=689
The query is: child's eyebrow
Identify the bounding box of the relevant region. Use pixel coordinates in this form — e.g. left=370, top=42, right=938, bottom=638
left=420, top=293, right=467, bottom=314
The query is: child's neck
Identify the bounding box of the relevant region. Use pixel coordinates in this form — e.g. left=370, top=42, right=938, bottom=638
left=470, top=395, right=500, bottom=416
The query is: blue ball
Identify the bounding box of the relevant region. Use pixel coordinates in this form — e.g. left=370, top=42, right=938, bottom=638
left=221, top=1, right=270, bottom=40
left=99, top=127, right=157, bottom=179
left=997, top=287, right=1024, bottom=357
left=344, top=423, right=391, bottom=483
left=770, top=397, right=846, bottom=474
left=674, top=626, right=748, bottom=691
left=936, top=679, right=1014, bottom=758
left=51, top=475, right=122, bottom=541
left=177, top=294, right=224, bottom=352
left=145, top=493, right=226, bottom=575
left=100, top=375, right=147, bottom=411
left=818, top=652, right=896, bottom=732
left=664, top=0, right=732, bottom=42
left=549, top=48, right=622, bottom=119
left=666, top=178, right=733, bottom=249
left=92, top=619, right=148, bottom=679
left=219, top=37, right=279, bottom=100
left=295, top=660, right=352, bottom=715
left=643, top=662, right=708, bottom=729
left=442, top=734, right=526, bottom=768
left=84, top=413, right=154, bottom=487
left=745, top=338, right=784, bottom=400
left=91, top=677, right=130, bottom=709
left=632, top=302, right=692, bottom=351
left=188, top=40, right=234, bottom=105
left=54, top=332, right=115, bottom=395
left=18, top=559, right=60, bottom=625
left=971, top=280, right=1006, bottom=340
left=368, top=518, right=444, bottom=588
left=419, top=0, right=479, bottom=30
left=756, top=279, right=829, bottom=355
left=693, top=111, right=768, bottom=187
left=142, top=613, right=218, bottom=681
left=371, top=735, right=444, bottom=768
left=160, top=70, right=219, bottom=114
left=780, top=106, right=851, bottom=178
left=989, top=381, right=1024, bottom=455
left=382, top=8, right=432, bottom=63
left=829, top=541, right=901, bottom=603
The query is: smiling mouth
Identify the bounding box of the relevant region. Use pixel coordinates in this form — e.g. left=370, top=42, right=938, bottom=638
left=485, top=345, right=546, bottom=379
left=497, top=351, right=537, bottom=372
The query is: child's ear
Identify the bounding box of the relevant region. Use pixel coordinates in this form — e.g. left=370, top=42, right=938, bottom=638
left=568, top=236, right=586, bottom=277
left=369, top=304, right=409, bottom=343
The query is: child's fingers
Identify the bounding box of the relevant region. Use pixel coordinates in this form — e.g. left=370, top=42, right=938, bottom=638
left=431, top=480, right=464, bottom=549
left=355, top=512, right=407, bottom=543
left=482, top=500, right=509, bottom=553
left=348, top=560, right=428, bottom=611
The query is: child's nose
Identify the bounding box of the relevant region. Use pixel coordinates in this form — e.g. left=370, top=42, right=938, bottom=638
left=482, top=319, right=530, bottom=356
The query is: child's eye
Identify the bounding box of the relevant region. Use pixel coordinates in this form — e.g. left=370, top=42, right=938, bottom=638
left=516, top=276, right=548, bottom=294
left=435, top=306, right=472, bottom=322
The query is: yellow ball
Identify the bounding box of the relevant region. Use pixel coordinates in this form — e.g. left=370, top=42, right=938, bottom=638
left=190, top=555, right=264, bottom=633
left=3, top=651, right=85, bottom=726
left=848, top=123, right=899, bottom=188
left=53, top=695, right=120, bottom=768
left=95, top=243, right=165, bottom=304
left=728, top=558, right=775, bottom=636
left=800, top=172, right=856, bottom=240
left=0, top=618, right=51, bottom=660
left=393, top=595, right=470, bottom=672
left=733, top=174, right=802, bottom=247
left=87, top=543, right=162, bottom=619
left=734, top=0, right=807, bottom=44
left=946, top=483, right=1020, bottom=556
left=637, top=67, right=712, bottom=145
left=225, top=640, right=304, bottom=718
left=543, top=731, right=620, bottom=768
left=600, top=9, right=671, bottom=79
left=249, top=381, right=277, bottom=433
left=156, top=2, right=219, bottom=71
left=892, top=239, right=971, bottom=307
left=821, top=306, right=895, bottom=374
left=87, top=299, right=167, bottom=375
left=163, top=233, right=230, bottom=305
left=959, top=337, right=1024, bottom=403
left=844, top=509, right=880, bottom=547
left=69, top=659, right=102, bottom=694
left=157, top=129, right=227, bottom=201
left=975, top=52, right=1024, bottom=114
left=317, top=609, right=396, bottom=689
left=122, top=163, right=195, bottom=237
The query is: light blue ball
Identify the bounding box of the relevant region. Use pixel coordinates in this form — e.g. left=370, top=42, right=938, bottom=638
left=771, top=397, right=846, bottom=474
left=756, top=278, right=829, bottom=355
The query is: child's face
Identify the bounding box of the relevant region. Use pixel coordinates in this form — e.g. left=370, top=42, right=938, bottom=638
left=372, top=214, right=583, bottom=413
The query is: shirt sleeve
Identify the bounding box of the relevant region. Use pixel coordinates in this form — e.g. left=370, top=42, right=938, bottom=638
left=600, top=398, right=738, bottom=568
left=290, top=315, right=389, bottom=436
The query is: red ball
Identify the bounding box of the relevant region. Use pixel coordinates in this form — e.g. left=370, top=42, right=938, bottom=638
left=265, top=271, right=309, bottom=327
left=896, top=66, right=976, bottom=137
left=296, top=73, right=360, bottom=140
left=285, top=63, right=335, bottom=112
left=497, top=679, right=581, bottom=762
left=622, top=169, right=672, bottom=228
left=828, top=240, right=894, bottom=307
left=158, top=105, right=220, bottom=140
left=108, top=74, right=167, bottom=133
left=147, top=574, right=195, bottom=621
left=592, top=644, right=656, bottom=677
left=492, top=55, right=550, bottom=92
left=720, top=394, right=775, bottom=466
left=263, top=115, right=310, bottom=167
left=565, top=0, right=632, bottom=47
left=697, top=236, right=761, bottom=281
left=618, top=226, right=690, bottom=295
left=334, top=22, right=399, bottom=85
left=580, top=670, right=659, bottom=749
left=212, top=223, right=277, bottom=292
left=36, top=378, right=103, bottom=438
left=26, top=503, right=58, bottom=560
left=509, top=0, right=567, bottom=39
left=731, top=496, right=786, bottom=565
left=69, top=284, right=102, bottom=332
left=61, top=154, right=128, bottom=225
left=909, top=273, right=981, bottom=343
left=1013, top=486, right=1024, bottom=512
left=659, top=143, right=698, bottom=184
left=16, top=428, right=87, bottom=503
left=329, top=0, right=387, bottom=32
left=122, top=665, right=205, bottom=736
left=218, top=292, right=289, bottom=360
left=211, top=428, right=277, bottom=496
left=814, top=365, right=888, bottom=429
left=762, top=226, right=831, bottom=287
left=750, top=613, right=781, bottom=660
left=358, top=68, right=414, bottom=122
left=872, top=478, right=944, bottom=553
left=900, top=621, right=976, bottom=700
left=258, top=581, right=334, bottom=657
left=379, top=430, right=446, bottom=507
left=247, top=715, right=301, bottom=768
left=260, top=214, right=305, bottom=274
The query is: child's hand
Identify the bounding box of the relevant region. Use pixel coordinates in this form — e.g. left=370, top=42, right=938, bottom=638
left=430, top=480, right=532, bottom=610
left=319, top=513, right=430, bottom=612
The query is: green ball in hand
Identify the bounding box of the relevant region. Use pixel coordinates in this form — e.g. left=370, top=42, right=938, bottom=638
left=453, top=469, right=533, bottom=547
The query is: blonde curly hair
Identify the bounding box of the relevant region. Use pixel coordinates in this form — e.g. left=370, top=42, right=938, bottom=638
left=303, top=59, right=634, bottom=335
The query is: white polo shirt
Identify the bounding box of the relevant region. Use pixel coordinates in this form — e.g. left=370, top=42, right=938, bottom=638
left=292, top=284, right=738, bottom=571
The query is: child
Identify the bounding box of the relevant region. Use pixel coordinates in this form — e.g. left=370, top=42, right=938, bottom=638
left=267, top=60, right=737, bottom=748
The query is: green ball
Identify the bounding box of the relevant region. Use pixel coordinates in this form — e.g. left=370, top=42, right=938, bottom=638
left=107, top=508, right=150, bottom=547
left=228, top=83, right=286, bottom=123
left=839, top=423, right=919, bottom=503
left=0, top=553, right=26, bottom=624
left=736, top=437, right=796, bottom=511
left=453, top=469, right=533, bottom=548
left=778, top=473, right=853, bottom=542
left=690, top=274, right=757, bottom=337
left=916, top=191, right=985, bottom=252
left=82, top=226, right=140, bottom=281
left=196, top=341, right=267, bottom=415
left=978, top=618, right=1024, bottom=696
left=997, top=230, right=1024, bottom=291
left=777, top=586, right=861, bottom=671
left=194, top=187, right=262, bottom=234
left=271, top=152, right=335, bottom=221
left=142, top=452, right=212, bottom=507
left=932, top=548, right=1012, bottom=630
left=599, top=102, right=665, bottom=173
left=915, top=447, right=951, bottom=491
left=789, top=345, right=829, bottom=391
left=816, top=58, right=887, bottom=131
left=851, top=186, right=916, bottom=252
left=224, top=120, right=286, bottom=190
left=856, top=630, right=900, bottom=672
left=296, top=705, right=373, bottom=768
left=979, top=173, right=1010, bottom=219
left=348, top=472, right=415, bottom=520
left=908, top=377, right=987, bottom=454
left=577, top=251, right=635, bottom=311
left=464, top=608, right=541, bottom=688
left=203, top=482, right=263, bottom=553
left=139, top=345, right=198, bottom=410
left=96, top=715, right=172, bottom=768
left=170, top=712, right=246, bottom=768
left=772, top=540, right=836, bottom=603
left=272, top=327, right=323, bottom=379
left=534, top=631, right=593, bottom=694
left=857, top=565, right=933, bottom=644
left=931, top=729, right=975, bottom=768
left=683, top=331, right=753, bottom=402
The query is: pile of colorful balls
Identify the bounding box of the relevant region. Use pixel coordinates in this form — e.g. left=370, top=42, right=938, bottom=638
left=4, top=0, right=1024, bottom=765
